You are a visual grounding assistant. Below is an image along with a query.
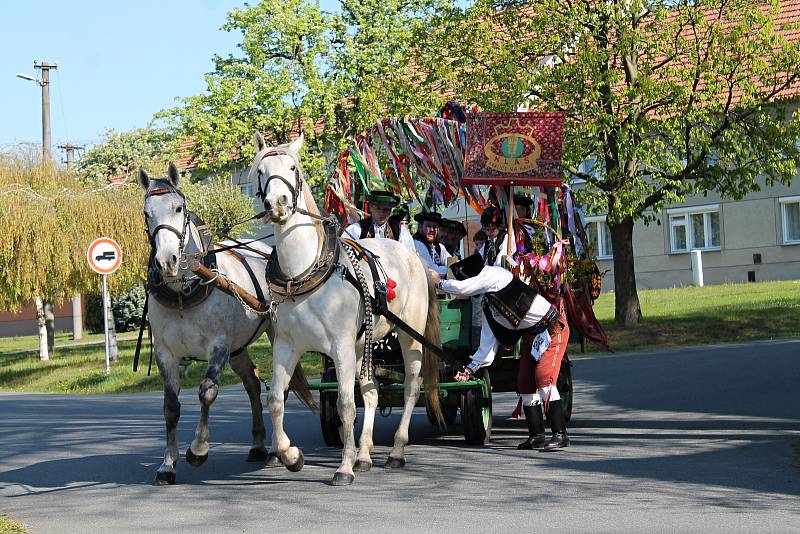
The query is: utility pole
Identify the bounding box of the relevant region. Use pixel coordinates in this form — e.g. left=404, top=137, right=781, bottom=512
left=58, top=143, right=83, bottom=168
left=34, top=61, right=57, bottom=161
left=58, top=140, right=85, bottom=339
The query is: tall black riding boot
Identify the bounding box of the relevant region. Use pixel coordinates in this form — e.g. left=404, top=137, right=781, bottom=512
left=542, top=400, right=569, bottom=451
left=517, top=404, right=546, bottom=450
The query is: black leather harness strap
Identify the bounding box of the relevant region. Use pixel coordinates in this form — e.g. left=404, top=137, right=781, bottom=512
left=133, top=290, right=149, bottom=372
left=229, top=249, right=269, bottom=358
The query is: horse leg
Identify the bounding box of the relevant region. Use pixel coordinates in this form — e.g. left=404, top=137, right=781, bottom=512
left=354, top=351, right=378, bottom=473
left=331, top=346, right=358, bottom=485
left=228, top=349, right=273, bottom=464
left=186, top=341, right=229, bottom=467
left=386, top=336, right=423, bottom=469
left=268, top=339, right=304, bottom=472
left=153, top=349, right=181, bottom=485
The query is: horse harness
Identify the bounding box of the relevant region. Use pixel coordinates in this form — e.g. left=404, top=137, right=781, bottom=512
left=145, top=180, right=217, bottom=310
left=134, top=182, right=272, bottom=373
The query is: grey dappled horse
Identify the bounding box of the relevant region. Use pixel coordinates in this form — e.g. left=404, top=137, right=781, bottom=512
left=252, top=134, right=442, bottom=486
left=140, top=163, right=277, bottom=485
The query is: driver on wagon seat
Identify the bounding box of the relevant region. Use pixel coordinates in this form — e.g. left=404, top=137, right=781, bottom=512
left=431, top=254, right=571, bottom=451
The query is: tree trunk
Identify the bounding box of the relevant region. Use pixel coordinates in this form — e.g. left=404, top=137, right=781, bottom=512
left=105, top=290, right=119, bottom=362
left=34, top=296, right=49, bottom=361
left=72, top=293, right=83, bottom=340
left=44, top=300, right=55, bottom=354
left=609, top=216, right=642, bottom=326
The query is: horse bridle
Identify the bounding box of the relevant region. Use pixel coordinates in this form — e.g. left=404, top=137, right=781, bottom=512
left=144, top=183, right=190, bottom=257
left=253, top=149, right=303, bottom=211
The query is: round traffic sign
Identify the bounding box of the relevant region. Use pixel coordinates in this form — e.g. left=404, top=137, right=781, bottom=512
left=87, top=237, right=123, bottom=275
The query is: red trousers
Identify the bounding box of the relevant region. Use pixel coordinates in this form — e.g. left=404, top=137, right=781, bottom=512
left=517, top=304, right=569, bottom=394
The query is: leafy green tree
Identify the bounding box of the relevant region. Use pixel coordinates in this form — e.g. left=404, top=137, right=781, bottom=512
left=421, top=0, right=800, bottom=325
left=162, top=0, right=450, bottom=191
left=0, top=148, right=151, bottom=359
left=182, top=175, right=257, bottom=239
left=75, top=127, right=176, bottom=184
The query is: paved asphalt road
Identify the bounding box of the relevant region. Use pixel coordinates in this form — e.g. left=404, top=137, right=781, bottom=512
left=1, top=339, right=799, bottom=533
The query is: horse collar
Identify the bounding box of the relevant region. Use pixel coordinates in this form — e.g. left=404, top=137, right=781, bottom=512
left=266, top=220, right=339, bottom=300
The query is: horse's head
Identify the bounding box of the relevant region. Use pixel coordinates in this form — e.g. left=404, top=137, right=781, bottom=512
left=251, top=133, right=304, bottom=225
left=139, top=162, right=188, bottom=277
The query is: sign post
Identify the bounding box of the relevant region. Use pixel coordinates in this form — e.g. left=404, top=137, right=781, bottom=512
left=86, top=237, right=123, bottom=375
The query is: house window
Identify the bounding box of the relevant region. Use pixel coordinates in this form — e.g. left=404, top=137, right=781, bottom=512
left=667, top=204, right=721, bottom=253
left=780, top=196, right=800, bottom=244
left=585, top=215, right=613, bottom=259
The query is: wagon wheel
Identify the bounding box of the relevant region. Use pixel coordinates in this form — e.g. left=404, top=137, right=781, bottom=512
left=557, top=356, right=573, bottom=423
left=319, top=367, right=344, bottom=448
left=426, top=392, right=459, bottom=427
left=461, top=370, right=492, bottom=445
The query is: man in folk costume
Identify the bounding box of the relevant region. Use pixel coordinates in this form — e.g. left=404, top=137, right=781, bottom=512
left=479, top=206, right=511, bottom=267
left=343, top=190, right=415, bottom=252
left=413, top=211, right=451, bottom=277
left=343, top=190, right=413, bottom=360
left=433, top=254, right=571, bottom=451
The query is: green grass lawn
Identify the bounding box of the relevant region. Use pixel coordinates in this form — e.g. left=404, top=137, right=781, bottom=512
left=0, top=330, right=135, bottom=353
left=0, top=515, right=27, bottom=534
left=0, top=333, right=323, bottom=395
left=580, top=279, right=800, bottom=353
left=1, top=280, right=798, bottom=393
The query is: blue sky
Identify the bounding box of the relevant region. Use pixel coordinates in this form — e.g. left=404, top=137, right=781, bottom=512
left=0, top=0, right=338, bottom=161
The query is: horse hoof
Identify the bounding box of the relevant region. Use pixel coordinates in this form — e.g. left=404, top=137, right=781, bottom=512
left=185, top=448, right=208, bottom=467
left=284, top=450, right=304, bottom=472
left=384, top=456, right=406, bottom=469
left=246, top=448, right=270, bottom=463
left=330, top=472, right=355, bottom=486
left=152, top=471, right=176, bottom=486
left=353, top=460, right=373, bottom=472
left=265, top=452, right=283, bottom=468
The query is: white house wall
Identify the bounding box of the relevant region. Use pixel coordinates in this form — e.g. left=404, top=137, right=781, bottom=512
left=597, top=178, right=800, bottom=289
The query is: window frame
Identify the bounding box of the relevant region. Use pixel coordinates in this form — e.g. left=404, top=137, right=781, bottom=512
left=779, top=195, right=800, bottom=245
left=666, top=204, right=721, bottom=253
left=585, top=215, right=613, bottom=260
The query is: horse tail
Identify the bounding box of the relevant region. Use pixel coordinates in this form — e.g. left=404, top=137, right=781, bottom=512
left=289, top=363, right=318, bottom=413
left=422, top=270, right=444, bottom=427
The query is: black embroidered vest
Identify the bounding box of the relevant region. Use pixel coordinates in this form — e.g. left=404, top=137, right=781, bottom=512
left=485, top=277, right=539, bottom=328
left=358, top=216, right=401, bottom=241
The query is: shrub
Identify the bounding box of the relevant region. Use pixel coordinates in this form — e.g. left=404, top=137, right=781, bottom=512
left=112, top=284, right=146, bottom=332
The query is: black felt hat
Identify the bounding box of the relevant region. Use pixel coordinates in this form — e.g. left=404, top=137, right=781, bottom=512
left=450, top=253, right=484, bottom=280
left=413, top=211, right=443, bottom=224
left=480, top=206, right=505, bottom=226
left=366, top=190, right=401, bottom=206
left=513, top=193, right=534, bottom=207
left=440, top=218, right=468, bottom=238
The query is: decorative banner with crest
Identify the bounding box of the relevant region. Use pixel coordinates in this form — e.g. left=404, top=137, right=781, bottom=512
left=463, top=112, right=565, bottom=186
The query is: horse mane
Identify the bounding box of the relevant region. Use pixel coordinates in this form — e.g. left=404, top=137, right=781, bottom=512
left=300, top=173, right=321, bottom=218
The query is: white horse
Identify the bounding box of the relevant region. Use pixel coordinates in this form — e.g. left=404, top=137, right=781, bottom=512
left=141, top=163, right=310, bottom=485
left=252, top=134, right=442, bottom=486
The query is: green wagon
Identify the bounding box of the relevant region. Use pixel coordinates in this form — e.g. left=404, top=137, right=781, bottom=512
left=308, top=296, right=573, bottom=446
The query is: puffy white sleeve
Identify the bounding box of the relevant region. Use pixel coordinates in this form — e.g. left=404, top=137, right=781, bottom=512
left=439, top=266, right=510, bottom=296
left=343, top=223, right=362, bottom=241
left=437, top=244, right=452, bottom=275
left=398, top=224, right=416, bottom=252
